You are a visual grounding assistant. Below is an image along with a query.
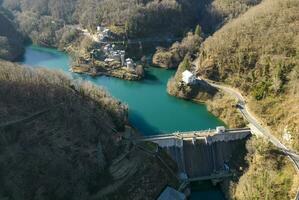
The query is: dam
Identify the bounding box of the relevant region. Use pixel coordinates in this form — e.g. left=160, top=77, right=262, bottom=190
left=134, top=127, right=251, bottom=182
left=21, top=45, right=234, bottom=199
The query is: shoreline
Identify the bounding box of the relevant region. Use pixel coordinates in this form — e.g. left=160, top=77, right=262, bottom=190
left=167, top=74, right=299, bottom=199
left=71, top=65, right=143, bottom=81
left=19, top=44, right=239, bottom=200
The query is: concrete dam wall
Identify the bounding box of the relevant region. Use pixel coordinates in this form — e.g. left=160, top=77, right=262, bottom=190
left=142, top=128, right=251, bottom=179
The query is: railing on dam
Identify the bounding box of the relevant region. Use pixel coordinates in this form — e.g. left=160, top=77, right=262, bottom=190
left=133, top=127, right=251, bottom=144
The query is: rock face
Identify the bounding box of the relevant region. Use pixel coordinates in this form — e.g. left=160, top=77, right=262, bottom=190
left=0, top=62, right=178, bottom=200
left=0, top=9, right=24, bottom=61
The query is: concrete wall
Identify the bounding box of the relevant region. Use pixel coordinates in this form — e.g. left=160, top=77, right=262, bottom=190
left=182, top=139, right=246, bottom=177
left=151, top=131, right=250, bottom=179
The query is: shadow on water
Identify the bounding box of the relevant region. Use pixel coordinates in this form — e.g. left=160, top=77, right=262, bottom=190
left=129, top=110, right=160, bottom=135
left=18, top=45, right=71, bottom=69
left=143, top=68, right=176, bottom=87
left=144, top=69, right=160, bottom=82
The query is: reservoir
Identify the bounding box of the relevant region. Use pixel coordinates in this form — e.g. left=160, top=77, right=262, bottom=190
left=21, top=45, right=226, bottom=199
left=21, top=45, right=224, bottom=135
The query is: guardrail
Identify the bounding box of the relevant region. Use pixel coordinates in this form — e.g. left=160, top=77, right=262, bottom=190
left=132, top=128, right=251, bottom=142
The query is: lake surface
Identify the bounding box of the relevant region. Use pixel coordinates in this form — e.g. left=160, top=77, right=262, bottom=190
left=21, top=45, right=226, bottom=199
left=21, top=45, right=224, bottom=135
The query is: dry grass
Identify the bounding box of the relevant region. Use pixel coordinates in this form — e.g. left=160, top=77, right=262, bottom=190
left=196, top=0, right=299, bottom=151
left=232, top=138, right=299, bottom=200
left=187, top=0, right=299, bottom=198
left=206, top=93, right=247, bottom=128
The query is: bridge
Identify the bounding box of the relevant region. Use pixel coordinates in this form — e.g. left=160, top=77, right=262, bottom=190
left=133, top=127, right=251, bottom=184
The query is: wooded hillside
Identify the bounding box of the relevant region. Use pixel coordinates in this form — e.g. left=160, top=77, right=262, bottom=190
left=0, top=61, right=178, bottom=200
left=0, top=7, right=24, bottom=60
left=196, top=0, right=299, bottom=151
left=1, top=0, right=261, bottom=46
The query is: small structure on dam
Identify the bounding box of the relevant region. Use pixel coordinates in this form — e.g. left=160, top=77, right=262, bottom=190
left=135, top=127, right=251, bottom=183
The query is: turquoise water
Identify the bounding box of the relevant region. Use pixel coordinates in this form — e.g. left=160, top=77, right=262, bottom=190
left=21, top=45, right=226, bottom=199
left=21, top=45, right=224, bottom=135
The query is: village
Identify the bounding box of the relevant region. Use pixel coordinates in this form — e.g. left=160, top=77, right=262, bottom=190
left=70, top=25, right=203, bottom=84
left=71, top=26, right=144, bottom=81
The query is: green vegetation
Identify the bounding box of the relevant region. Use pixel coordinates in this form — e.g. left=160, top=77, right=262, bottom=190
left=0, top=61, right=178, bottom=200
left=181, top=56, right=191, bottom=71
left=252, top=81, right=271, bottom=101
left=0, top=7, right=24, bottom=60
left=229, top=138, right=298, bottom=199
left=194, top=25, right=202, bottom=37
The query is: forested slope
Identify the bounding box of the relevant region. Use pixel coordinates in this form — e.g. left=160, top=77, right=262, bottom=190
left=0, top=7, right=24, bottom=60
left=1, top=0, right=261, bottom=48
left=152, top=0, right=261, bottom=69
left=0, top=61, right=178, bottom=200
left=167, top=1, right=299, bottom=198
left=196, top=0, right=299, bottom=151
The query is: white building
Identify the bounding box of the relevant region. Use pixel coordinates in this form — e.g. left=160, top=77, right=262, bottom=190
left=103, top=44, right=111, bottom=54
left=126, top=58, right=135, bottom=69
left=120, top=52, right=125, bottom=66
left=97, top=27, right=110, bottom=41
left=103, top=28, right=110, bottom=37
left=216, top=126, right=226, bottom=134
left=182, top=70, right=197, bottom=85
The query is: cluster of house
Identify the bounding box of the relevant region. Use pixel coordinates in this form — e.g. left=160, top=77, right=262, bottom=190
left=103, top=43, right=136, bottom=70
left=91, top=25, right=137, bottom=71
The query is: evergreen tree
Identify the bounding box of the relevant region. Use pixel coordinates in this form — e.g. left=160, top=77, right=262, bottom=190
left=194, top=25, right=202, bottom=37
left=181, top=56, right=191, bottom=71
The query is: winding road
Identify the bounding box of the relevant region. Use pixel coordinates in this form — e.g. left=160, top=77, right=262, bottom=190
left=202, top=79, right=299, bottom=199
left=207, top=81, right=299, bottom=165
left=71, top=25, right=181, bottom=45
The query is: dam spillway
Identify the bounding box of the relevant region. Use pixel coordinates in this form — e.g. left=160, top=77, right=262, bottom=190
left=135, top=128, right=251, bottom=180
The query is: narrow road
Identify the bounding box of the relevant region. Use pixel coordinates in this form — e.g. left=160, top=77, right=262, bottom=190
left=206, top=79, right=299, bottom=199
left=204, top=80, right=299, bottom=176
left=209, top=82, right=288, bottom=149
left=70, top=25, right=180, bottom=44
